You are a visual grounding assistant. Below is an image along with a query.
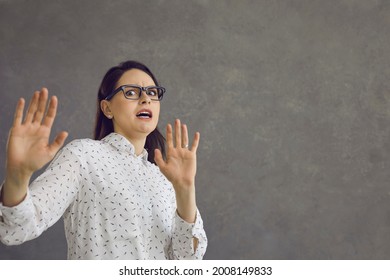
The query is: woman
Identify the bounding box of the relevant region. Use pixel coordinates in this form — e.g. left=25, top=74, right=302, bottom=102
left=0, top=60, right=207, bottom=259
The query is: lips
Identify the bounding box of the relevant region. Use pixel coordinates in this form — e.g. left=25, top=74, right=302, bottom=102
left=136, top=109, right=153, bottom=119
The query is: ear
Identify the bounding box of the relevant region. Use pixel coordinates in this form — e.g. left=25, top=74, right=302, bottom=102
left=100, top=100, right=113, bottom=119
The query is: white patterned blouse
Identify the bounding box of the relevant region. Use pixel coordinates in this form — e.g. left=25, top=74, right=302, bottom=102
left=0, top=133, right=207, bottom=259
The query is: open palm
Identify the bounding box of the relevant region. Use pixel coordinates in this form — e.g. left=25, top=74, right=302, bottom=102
left=7, top=88, right=68, bottom=178
left=154, top=119, right=199, bottom=191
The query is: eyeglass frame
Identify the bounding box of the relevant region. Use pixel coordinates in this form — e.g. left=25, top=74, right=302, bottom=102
left=105, top=84, right=166, bottom=101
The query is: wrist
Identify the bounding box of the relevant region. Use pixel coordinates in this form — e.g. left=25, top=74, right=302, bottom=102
left=3, top=170, right=31, bottom=206
left=175, top=187, right=197, bottom=223
left=2, top=178, right=29, bottom=207
left=174, top=181, right=195, bottom=198
left=5, top=172, right=32, bottom=189
left=173, top=181, right=195, bottom=193
left=174, top=186, right=196, bottom=203
left=6, top=165, right=33, bottom=184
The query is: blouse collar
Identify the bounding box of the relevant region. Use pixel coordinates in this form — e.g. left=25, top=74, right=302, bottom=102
left=101, top=132, right=149, bottom=161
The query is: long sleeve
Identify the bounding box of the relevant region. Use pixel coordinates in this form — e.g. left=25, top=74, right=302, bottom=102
left=169, top=208, right=208, bottom=259
left=0, top=133, right=207, bottom=259
left=0, top=144, right=81, bottom=245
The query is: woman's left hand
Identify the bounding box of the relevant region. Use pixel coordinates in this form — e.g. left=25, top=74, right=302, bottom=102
left=154, top=119, right=199, bottom=192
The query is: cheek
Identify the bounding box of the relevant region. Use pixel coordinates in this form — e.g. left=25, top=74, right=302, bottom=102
left=113, top=101, right=136, bottom=116
left=154, top=104, right=161, bottom=119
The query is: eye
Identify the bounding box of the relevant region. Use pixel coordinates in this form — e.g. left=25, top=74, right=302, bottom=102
left=124, top=89, right=138, bottom=97
left=147, top=89, right=158, bottom=96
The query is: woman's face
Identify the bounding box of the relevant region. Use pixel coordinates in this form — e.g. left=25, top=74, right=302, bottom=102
left=102, top=69, right=161, bottom=141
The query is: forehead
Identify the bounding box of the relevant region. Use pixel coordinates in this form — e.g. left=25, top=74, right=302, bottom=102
left=116, top=69, right=155, bottom=87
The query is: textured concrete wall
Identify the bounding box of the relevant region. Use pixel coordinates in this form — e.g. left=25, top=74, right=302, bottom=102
left=1, top=0, right=390, bottom=259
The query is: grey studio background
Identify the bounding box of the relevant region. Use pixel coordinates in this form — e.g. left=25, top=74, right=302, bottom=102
left=0, top=0, right=390, bottom=259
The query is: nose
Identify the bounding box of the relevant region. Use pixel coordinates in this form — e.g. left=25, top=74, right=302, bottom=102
left=138, top=90, right=151, bottom=104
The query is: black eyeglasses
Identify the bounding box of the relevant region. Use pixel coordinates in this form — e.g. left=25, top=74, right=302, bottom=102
left=105, top=84, right=166, bottom=101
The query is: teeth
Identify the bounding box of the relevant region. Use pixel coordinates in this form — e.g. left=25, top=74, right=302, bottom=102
left=137, top=111, right=151, bottom=118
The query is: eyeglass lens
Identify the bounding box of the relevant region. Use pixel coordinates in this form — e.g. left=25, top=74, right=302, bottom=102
left=122, top=86, right=163, bottom=100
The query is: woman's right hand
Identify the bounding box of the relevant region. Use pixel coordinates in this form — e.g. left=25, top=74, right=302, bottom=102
left=2, top=88, right=68, bottom=206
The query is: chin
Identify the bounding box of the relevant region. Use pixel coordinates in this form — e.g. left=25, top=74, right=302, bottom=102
left=138, top=123, right=157, bottom=135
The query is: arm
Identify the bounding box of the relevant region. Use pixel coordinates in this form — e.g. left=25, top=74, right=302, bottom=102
left=0, top=146, right=81, bottom=245
left=2, top=88, right=68, bottom=207
left=170, top=199, right=208, bottom=259
left=0, top=88, right=70, bottom=245
left=155, top=119, right=208, bottom=259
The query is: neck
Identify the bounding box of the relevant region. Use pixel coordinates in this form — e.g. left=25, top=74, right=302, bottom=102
left=112, top=126, right=148, bottom=156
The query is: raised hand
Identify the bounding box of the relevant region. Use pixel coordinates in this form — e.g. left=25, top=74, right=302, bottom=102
left=154, top=119, right=199, bottom=223
left=6, top=88, right=68, bottom=179
left=2, top=88, right=68, bottom=206
left=154, top=119, right=200, bottom=191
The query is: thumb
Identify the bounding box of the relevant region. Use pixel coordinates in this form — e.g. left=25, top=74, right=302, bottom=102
left=49, top=131, right=68, bottom=155
left=154, top=148, right=166, bottom=169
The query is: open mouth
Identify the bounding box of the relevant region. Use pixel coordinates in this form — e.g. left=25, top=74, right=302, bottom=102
left=136, top=109, right=152, bottom=119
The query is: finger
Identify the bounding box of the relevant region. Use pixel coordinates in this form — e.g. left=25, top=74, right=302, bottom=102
left=175, top=119, right=181, bottom=148
left=24, top=91, right=40, bottom=123
left=33, top=88, right=49, bottom=123
left=166, top=123, right=174, bottom=148
left=154, top=149, right=166, bottom=169
left=182, top=124, right=189, bottom=148
left=42, top=95, right=58, bottom=128
left=13, top=98, right=25, bottom=127
left=190, top=132, right=200, bottom=153
left=48, top=131, right=68, bottom=156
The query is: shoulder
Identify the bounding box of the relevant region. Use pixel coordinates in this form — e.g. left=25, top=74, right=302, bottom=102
left=63, top=138, right=97, bottom=151
left=65, top=138, right=101, bottom=149
left=58, top=138, right=108, bottom=159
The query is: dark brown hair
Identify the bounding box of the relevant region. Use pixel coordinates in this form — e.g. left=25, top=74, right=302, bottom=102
left=94, top=60, right=166, bottom=164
